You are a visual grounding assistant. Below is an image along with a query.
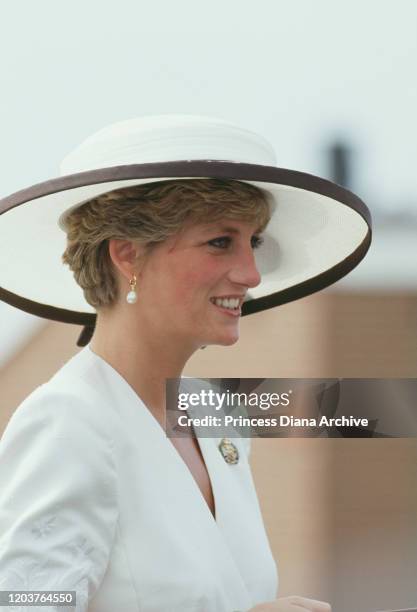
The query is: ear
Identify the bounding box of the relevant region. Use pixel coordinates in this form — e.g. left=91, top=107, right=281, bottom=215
left=108, top=239, right=144, bottom=282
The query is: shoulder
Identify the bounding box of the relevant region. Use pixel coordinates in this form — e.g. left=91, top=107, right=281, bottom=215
left=1, top=348, right=116, bottom=457
left=0, top=353, right=119, bottom=522
left=4, top=385, right=105, bottom=445
left=0, top=385, right=116, bottom=495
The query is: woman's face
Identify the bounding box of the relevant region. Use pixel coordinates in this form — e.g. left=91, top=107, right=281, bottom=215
left=136, top=218, right=263, bottom=349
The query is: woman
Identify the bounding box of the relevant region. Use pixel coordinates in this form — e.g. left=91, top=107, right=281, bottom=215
left=0, top=115, right=371, bottom=611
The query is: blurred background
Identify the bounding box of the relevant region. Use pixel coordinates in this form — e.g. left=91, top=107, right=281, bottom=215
left=1, top=1, right=417, bottom=610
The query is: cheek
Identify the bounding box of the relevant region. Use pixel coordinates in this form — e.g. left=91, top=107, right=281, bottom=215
left=146, top=249, right=220, bottom=308
left=170, top=265, right=217, bottom=311
left=171, top=270, right=205, bottom=304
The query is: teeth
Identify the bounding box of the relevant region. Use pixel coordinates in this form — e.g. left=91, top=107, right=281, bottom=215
left=212, top=297, right=240, bottom=309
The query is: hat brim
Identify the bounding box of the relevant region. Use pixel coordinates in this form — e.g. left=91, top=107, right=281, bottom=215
left=0, top=160, right=371, bottom=331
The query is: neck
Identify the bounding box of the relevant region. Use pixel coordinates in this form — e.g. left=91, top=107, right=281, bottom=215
left=89, top=306, right=197, bottom=425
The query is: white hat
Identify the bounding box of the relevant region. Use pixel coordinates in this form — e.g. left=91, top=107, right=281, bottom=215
left=0, top=114, right=371, bottom=345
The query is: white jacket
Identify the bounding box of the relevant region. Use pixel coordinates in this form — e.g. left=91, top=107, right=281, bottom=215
left=0, top=345, right=278, bottom=611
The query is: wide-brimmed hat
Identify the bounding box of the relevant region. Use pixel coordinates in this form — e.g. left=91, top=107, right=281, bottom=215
left=0, top=114, right=371, bottom=346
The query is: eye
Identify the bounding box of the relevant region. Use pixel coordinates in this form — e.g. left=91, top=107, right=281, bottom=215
left=251, top=235, right=264, bottom=249
left=208, top=236, right=232, bottom=249
left=207, top=235, right=264, bottom=250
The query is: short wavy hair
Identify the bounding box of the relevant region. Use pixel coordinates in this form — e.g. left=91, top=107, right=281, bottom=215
left=61, top=178, right=271, bottom=309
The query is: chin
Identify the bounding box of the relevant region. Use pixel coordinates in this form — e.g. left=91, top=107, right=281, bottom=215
left=208, top=332, right=240, bottom=347
left=196, top=323, right=240, bottom=348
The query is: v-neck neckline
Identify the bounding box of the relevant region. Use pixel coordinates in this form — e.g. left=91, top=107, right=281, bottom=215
left=169, top=433, right=218, bottom=523
left=85, top=345, right=219, bottom=525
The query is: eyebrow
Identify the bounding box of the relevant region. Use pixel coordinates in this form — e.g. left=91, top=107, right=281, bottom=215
left=202, top=224, right=263, bottom=235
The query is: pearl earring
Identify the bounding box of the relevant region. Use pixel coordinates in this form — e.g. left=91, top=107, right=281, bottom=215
left=126, top=274, right=137, bottom=304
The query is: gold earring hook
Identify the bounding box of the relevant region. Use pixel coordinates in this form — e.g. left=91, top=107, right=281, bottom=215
left=129, top=274, right=137, bottom=290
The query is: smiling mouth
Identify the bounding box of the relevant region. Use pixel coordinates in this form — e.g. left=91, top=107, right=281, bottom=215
left=209, top=297, right=242, bottom=317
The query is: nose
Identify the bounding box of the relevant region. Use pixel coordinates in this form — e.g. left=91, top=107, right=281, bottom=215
left=228, top=245, right=262, bottom=289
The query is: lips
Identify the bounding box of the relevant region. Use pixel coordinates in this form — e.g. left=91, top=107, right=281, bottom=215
left=209, top=295, right=245, bottom=307
left=210, top=300, right=241, bottom=317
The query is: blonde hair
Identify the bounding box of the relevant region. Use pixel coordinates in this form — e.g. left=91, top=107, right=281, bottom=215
left=62, top=178, right=271, bottom=309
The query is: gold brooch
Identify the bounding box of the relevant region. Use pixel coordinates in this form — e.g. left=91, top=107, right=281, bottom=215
left=218, top=438, right=239, bottom=465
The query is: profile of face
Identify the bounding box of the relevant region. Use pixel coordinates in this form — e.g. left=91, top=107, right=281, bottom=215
left=114, top=218, right=263, bottom=351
